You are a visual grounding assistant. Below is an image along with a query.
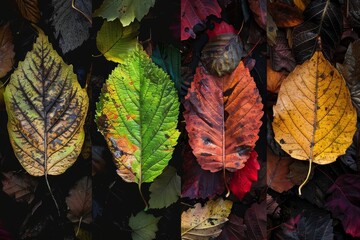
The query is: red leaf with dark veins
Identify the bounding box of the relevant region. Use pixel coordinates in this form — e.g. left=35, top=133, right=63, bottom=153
left=181, top=0, right=222, bottom=40
left=325, top=174, right=360, bottom=238
left=229, top=150, right=259, bottom=200
left=181, top=144, right=227, bottom=199
left=244, top=200, right=266, bottom=240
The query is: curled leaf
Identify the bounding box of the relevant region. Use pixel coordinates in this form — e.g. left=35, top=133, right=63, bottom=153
left=4, top=28, right=89, bottom=176
left=181, top=198, right=233, bottom=240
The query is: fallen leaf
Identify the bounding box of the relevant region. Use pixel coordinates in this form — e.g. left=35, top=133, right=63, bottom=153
left=325, top=174, right=360, bottom=238
left=268, top=2, right=303, bottom=27
left=94, top=0, right=155, bottom=26
left=270, top=30, right=296, bottom=73
left=349, top=0, right=360, bottom=28
left=181, top=198, right=233, bottom=240
left=247, top=0, right=266, bottom=29
left=217, top=213, right=246, bottom=240
left=181, top=144, right=226, bottom=199
left=183, top=62, right=263, bottom=173
left=96, top=19, right=139, bottom=64
left=292, top=0, right=343, bottom=63
left=266, top=194, right=280, bottom=218
left=273, top=51, right=357, bottom=165
left=267, top=61, right=287, bottom=94
left=337, top=39, right=360, bottom=115
left=148, top=166, right=180, bottom=209
left=0, top=23, right=15, bottom=78
left=129, top=211, right=161, bottom=240
left=267, top=14, right=278, bottom=46
left=4, top=27, right=89, bottom=176
left=151, top=43, right=181, bottom=91
left=66, top=176, right=92, bottom=224
left=1, top=172, right=38, bottom=204
left=229, top=150, right=260, bottom=200
left=51, top=0, right=91, bottom=53
left=181, top=0, right=222, bottom=40
left=267, top=148, right=294, bottom=193
left=15, top=0, right=40, bottom=23
left=95, top=48, right=180, bottom=186
left=201, top=22, right=244, bottom=77
left=244, top=201, right=266, bottom=240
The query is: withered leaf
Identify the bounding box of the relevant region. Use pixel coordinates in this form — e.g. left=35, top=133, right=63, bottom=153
left=15, top=0, right=40, bottom=23
left=0, top=23, right=15, bottom=78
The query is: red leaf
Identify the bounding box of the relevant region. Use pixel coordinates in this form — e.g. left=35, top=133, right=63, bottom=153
left=206, top=21, right=237, bottom=40
left=183, top=62, right=263, bottom=173
left=325, top=174, right=360, bottom=238
left=229, top=150, right=259, bottom=200
left=244, top=201, right=266, bottom=240
left=181, top=143, right=226, bottom=199
left=181, top=0, right=222, bottom=40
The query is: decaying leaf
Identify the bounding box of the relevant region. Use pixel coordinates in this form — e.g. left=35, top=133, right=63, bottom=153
left=15, top=0, right=40, bottom=23
left=94, top=0, right=155, bottom=26
left=129, top=211, right=161, bottom=240
left=217, top=213, right=247, bottom=240
left=51, top=0, right=91, bottom=53
left=183, top=62, right=263, bottom=173
left=267, top=148, right=294, bottom=193
left=95, top=48, right=180, bottom=186
left=267, top=14, right=278, bottom=47
left=229, top=150, right=260, bottom=200
left=4, top=27, right=89, bottom=176
left=181, top=198, right=233, bottom=240
left=337, top=39, right=360, bottom=115
left=325, top=174, right=360, bottom=238
left=244, top=201, right=266, bottom=240
left=0, top=23, right=15, bottom=78
left=66, top=176, right=92, bottom=224
left=267, top=61, right=287, bottom=94
left=181, top=0, right=222, bottom=40
left=268, top=2, right=303, bottom=27
left=292, top=0, right=342, bottom=63
left=1, top=171, right=38, bottom=204
left=288, top=160, right=312, bottom=186
left=148, top=166, right=180, bottom=209
left=273, top=51, right=356, bottom=166
left=247, top=0, right=266, bottom=29
left=96, top=19, right=139, bottom=64
left=270, top=30, right=296, bottom=73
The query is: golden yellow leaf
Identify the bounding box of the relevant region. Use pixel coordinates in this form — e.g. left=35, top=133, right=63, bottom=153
left=273, top=51, right=356, bottom=166
left=293, top=0, right=308, bottom=11
left=181, top=198, right=232, bottom=240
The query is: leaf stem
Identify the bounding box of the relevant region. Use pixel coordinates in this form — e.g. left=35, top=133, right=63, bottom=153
left=44, top=173, right=60, bottom=216
left=298, top=158, right=312, bottom=195
left=138, top=183, right=149, bottom=210
left=76, top=216, right=83, bottom=236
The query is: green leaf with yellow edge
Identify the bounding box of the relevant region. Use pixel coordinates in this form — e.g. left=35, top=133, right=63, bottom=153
left=96, top=19, right=139, bottom=64
left=148, top=166, right=180, bottom=209
left=93, top=0, right=156, bottom=26
left=129, top=211, right=161, bottom=240
left=181, top=198, right=233, bottom=240
left=4, top=27, right=89, bottom=176
left=272, top=51, right=357, bottom=193
left=95, top=47, right=180, bottom=186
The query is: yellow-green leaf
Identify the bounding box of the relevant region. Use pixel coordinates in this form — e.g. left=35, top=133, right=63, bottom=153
left=4, top=28, right=89, bottom=176
left=273, top=51, right=357, bottom=165
left=93, top=0, right=156, bottom=26
left=96, top=19, right=139, bottom=63
left=95, top=47, right=180, bottom=185
left=181, top=198, right=233, bottom=240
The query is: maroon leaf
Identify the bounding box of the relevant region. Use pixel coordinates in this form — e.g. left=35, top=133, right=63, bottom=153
left=325, top=174, right=360, bottom=238
left=270, top=30, right=296, bottom=73
left=181, top=144, right=226, bottom=199
left=268, top=2, right=303, bottom=27
left=181, top=0, right=222, bottom=40
left=244, top=201, right=266, bottom=240
left=266, top=194, right=280, bottom=218
left=247, top=0, right=266, bottom=29
left=229, top=150, right=260, bottom=200
left=217, top=213, right=246, bottom=240
left=1, top=172, right=38, bottom=204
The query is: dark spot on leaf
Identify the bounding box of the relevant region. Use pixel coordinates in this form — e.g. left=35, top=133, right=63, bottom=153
left=165, top=134, right=170, bottom=139
left=202, top=137, right=212, bottom=145
left=235, top=145, right=251, bottom=156
left=224, top=110, right=229, bottom=121
left=330, top=70, right=334, bottom=76
left=280, top=139, right=285, bottom=144
left=200, top=153, right=212, bottom=156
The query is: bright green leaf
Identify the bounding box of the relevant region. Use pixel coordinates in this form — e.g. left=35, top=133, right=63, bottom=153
left=151, top=43, right=181, bottom=92
left=129, top=211, right=161, bottom=240
left=93, top=0, right=156, bottom=26
left=95, top=47, right=180, bottom=186
left=96, top=19, right=139, bottom=63
left=148, top=166, right=180, bottom=209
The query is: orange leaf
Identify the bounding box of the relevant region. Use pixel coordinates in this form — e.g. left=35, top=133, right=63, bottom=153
left=183, top=61, right=263, bottom=173
left=268, top=2, right=304, bottom=27
left=267, top=61, right=288, bottom=94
